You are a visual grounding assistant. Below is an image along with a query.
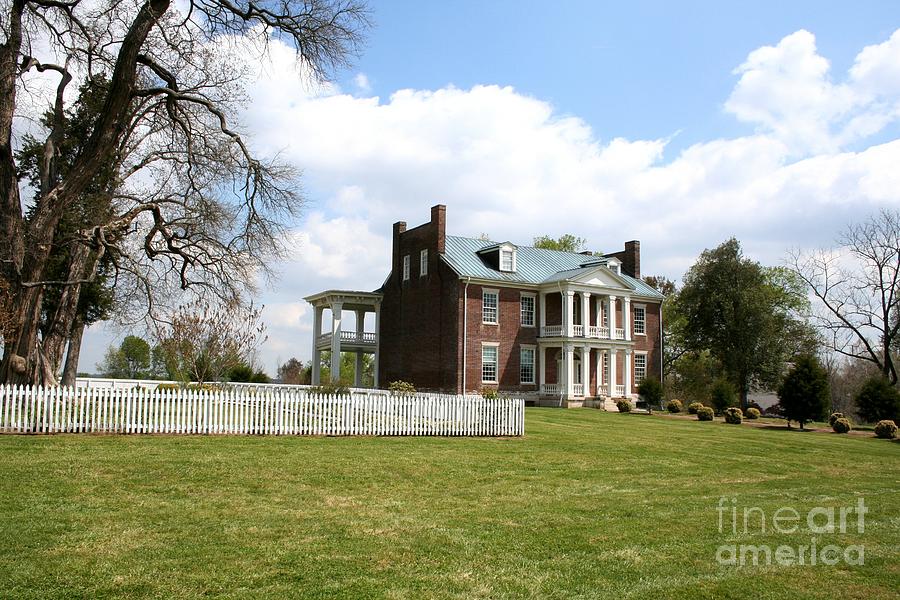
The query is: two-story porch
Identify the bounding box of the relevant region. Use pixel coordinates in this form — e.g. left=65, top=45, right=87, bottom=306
left=304, top=290, right=383, bottom=387
left=533, top=265, right=645, bottom=406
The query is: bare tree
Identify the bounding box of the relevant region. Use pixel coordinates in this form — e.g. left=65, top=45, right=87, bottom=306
left=0, top=0, right=370, bottom=384
left=788, top=209, right=900, bottom=384
left=152, top=299, right=266, bottom=384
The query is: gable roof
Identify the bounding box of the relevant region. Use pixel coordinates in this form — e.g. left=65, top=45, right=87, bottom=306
left=441, top=235, right=664, bottom=299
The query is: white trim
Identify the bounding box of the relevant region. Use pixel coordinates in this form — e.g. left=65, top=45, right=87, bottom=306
left=481, top=342, right=500, bottom=383
left=419, top=248, right=428, bottom=276
left=633, top=351, right=648, bottom=385
left=519, top=345, right=536, bottom=384
left=520, top=292, right=536, bottom=327
left=482, top=288, right=499, bottom=325
left=633, top=304, right=646, bottom=336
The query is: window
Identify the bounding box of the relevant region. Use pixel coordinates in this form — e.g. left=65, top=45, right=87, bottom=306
left=603, top=352, right=609, bottom=385
left=420, top=249, right=428, bottom=276
left=482, top=344, right=498, bottom=383
left=634, top=306, right=646, bottom=335
left=482, top=289, right=498, bottom=324
left=634, top=353, right=647, bottom=385
left=602, top=305, right=608, bottom=327
left=500, top=249, right=514, bottom=272
left=520, top=347, right=535, bottom=384
left=402, top=255, right=410, bottom=281
left=520, top=294, right=535, bottom=326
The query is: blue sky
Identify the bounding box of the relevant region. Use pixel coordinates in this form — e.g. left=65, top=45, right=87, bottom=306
left=339, top=1, right=900, bottom=153
left=82, top=1, right=900, bottom=375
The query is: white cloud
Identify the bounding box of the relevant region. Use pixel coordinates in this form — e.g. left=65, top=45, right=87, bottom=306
left=77, top=28, right=900, bottom=375
left=353, top=72, right=372, bottom=94
left=725, top=29, right=900, bottom=155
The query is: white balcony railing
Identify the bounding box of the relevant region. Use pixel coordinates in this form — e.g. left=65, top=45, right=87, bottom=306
left=541, top=325, right=563, bottom=337
left=539, top=324, right=628, bottom=340
left=541, top=383, right=560, bottom=395
left=615, top=385, right=625, bottom=396
left=317, top=331, right=377, bottom=346
left=573, top=384, right=584, bottom=397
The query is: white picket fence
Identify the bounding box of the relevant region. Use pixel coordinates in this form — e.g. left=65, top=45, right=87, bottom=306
left=0, top=385, right=524, bottom=437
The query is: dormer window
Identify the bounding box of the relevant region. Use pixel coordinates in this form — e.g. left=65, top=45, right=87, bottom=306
left=477, top=241, right=517, bottom=273
left=607, top=258, right=622, bottom=275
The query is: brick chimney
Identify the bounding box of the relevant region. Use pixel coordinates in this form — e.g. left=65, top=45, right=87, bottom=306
left=392, top=220, right=406, bottom=282
left=623, top=240, right=640, bottom=279
left=431, top=204, right=446, bottom=254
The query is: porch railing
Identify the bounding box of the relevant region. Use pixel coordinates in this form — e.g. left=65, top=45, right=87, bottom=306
left=540, top=383, right=560, bottom=395
left=573, top=384, right=584, bottom=397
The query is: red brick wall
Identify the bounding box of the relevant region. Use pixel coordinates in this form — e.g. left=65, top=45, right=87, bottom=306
left=380, top=206, right=460, bottom=392
left=461, top=284, right=540, bottom=394
left=631, top=301, right=662, bottom=382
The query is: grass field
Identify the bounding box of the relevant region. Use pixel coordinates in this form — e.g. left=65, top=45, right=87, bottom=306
left=1, top=409, right=897, bottom=599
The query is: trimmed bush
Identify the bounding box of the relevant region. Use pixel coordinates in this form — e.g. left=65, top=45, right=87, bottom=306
left=832, top=418, right=852, bottom=434
left=724, top=407, right=743, bottom=424
left=696, top=406, right=714, bottom=421
left=745, top=407, right=761, bottom=420
left=666, top=399, right=683, bottom=413
left=828, top=412, right=845, bottom=427
left=874, top=420, right=898, bottom=439
left=388, top=380, right=416, bottom=395
left=481, top=387, right=499, bottom=400
left=310, top=381, right=350, bottom=395
left=687, top=401, right=704, bottom=415
left=616, top=399, right=633, bottom=413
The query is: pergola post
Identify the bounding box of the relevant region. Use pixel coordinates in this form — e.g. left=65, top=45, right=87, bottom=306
left=330, top=302, right=343, bottom=383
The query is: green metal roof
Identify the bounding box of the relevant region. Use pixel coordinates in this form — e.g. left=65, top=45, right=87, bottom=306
left=441, top=235, right=664, bottom=299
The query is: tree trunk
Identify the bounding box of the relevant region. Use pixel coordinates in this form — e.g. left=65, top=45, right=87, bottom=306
left=43, top=244, right=95, bottom=376
left=0, top=0, right=172, bottom=385
left=61, top=316, right=85, bottom=387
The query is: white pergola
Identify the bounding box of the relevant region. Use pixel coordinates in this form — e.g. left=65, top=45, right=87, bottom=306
left=303, top=290, right=383, bottom=387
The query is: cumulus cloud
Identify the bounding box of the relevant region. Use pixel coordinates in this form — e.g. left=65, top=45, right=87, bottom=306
left=725, top=29, right=900, bottom=154
left=82, top=28, right=900, bottom=375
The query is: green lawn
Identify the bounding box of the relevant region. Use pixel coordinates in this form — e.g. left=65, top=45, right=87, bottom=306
left=1, top=409, right=897, bottom=599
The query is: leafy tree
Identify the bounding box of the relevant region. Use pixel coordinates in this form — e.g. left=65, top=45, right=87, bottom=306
left=710, top=377, right=737, bottom=414
left=0, top=0, right=370, bottom=384
left=533, top=234, right=591, bottom=253
left=675, top=238, right=817, bottom=407
left=277, top=357, right=309, bottom=384
left=643, top=275, right=677, bottom=297
left=318, top=351, right=374, bottom=386
left=227, top=363, right=271, bottom=383
left=789, top=210, right=900, bottom=384
left=637, top=377, right=663, bottom=412
left=855, top=377, right=900, bottom=424
left=97, top=335, right=152, bottom=379
left=777, top=355, right=830, bottom=430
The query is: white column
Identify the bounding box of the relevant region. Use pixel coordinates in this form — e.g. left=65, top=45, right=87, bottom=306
left=373, top=301, right=381, bottom=388
left=564, top=343, right=575, bottom=399
left=623, top=296, right=632, bottom=341
left=596, top=350, right=603, bottom=394
left=330, top=302, right=342, bottom=382
left=581, top=292, right=590, bottom=334
left=581, top=345, right=590, bottom=397
left=539, top=292, right=547, bottom=331
left=607, top=295, right=617, bottom=339
left=539, top=345, right=546, bottom=389
left=624, top=349, right=633, bottom=397
left=311, top=306, right=323, bottom=385
left=564, top=291, right=575, bottom=337
left=608, top=348, right=618, bottom=397
left=595, top=298, right=602, bottom=332
left=354, top=309, right=365, bottom=387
